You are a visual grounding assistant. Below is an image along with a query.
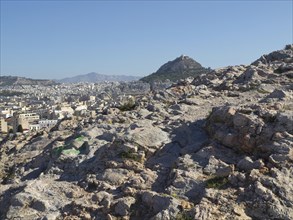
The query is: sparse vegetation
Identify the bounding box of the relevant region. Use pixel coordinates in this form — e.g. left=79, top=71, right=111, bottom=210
left=17, top=125, right=23, bottom=133
left=171, top=193, right=179, bottom=198
left=2, top=167, right=16, bottom=184
left=113, top=139, right=124, bottom=146
left=120, top=151, right=140, bottom=162
left=118, top=101, right=136, bottom=111
left=52, top=146, right=65, bottom=156
left=176, top=211, right=193, bottom=220
left=206, top=176, right=229, bottom=189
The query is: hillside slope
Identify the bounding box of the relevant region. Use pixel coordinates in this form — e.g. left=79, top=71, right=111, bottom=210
left=0, top=45, right=292, bottom=220
left=0, top=76, right=57, bottom=86
left=140, top=55, right=211, bottom=83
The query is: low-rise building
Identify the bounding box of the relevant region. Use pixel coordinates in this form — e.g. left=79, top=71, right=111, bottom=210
left=18, top=113, right=40, bottom=122
left=0, top=117, right=8, bottom=133
left=29, top=124, right=40, bottom=131
left=13, top=112, right=40, bottom=133
left=39, top=119, right=58, bottom=128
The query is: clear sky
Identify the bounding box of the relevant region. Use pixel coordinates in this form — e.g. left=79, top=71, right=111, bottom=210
left=0, top=0, right=292, bottom=79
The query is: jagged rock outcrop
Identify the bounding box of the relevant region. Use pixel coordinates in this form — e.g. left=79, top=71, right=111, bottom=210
left=0, top=45, right=292, bottom=219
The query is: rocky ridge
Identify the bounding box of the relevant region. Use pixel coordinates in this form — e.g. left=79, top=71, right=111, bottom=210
left=0, top=45, right=292, bottom=219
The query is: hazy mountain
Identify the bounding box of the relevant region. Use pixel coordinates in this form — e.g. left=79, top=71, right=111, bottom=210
left=0, top=76, right=57, bottom=87
left=140, top=55, right=211, bottom=83
left=56, top=72, right=139, bottom=83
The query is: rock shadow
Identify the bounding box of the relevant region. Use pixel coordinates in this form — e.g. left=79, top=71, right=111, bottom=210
left=17, top=132, right=81, bottom=181
left=0, top=185, right=26, bottom=219
left=146, top=119, right=208, bottom=200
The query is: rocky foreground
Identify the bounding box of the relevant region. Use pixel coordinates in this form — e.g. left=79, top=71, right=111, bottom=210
left=0, top=45, right=292, bottom=219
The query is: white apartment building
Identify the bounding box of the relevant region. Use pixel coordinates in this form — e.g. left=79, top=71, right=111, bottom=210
left=29, top=124, right=40, bottom=131
left=38, top=119, right=58, bottom=128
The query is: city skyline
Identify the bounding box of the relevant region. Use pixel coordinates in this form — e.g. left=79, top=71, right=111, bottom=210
left=1, top=0, right=292, bottom=79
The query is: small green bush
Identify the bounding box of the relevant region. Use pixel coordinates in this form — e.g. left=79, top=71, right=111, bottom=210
left=206, top=176, right=228, bottom=189
left=52, top=146, right=65, bottom=156
left=118, top=102, right=136, bottom=111
left=176, top=212, right=193, bottom=220
left=120, top=151, right=139, bottom=161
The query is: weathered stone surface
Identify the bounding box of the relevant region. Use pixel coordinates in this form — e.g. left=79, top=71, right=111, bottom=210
left=114, top=196, right=136, bottom=216
left=237, top=156, right=264, bottom=172
left=0, top=45, right=292, bottom=220
left=124, top=123, right=170, bottom=148
left=98, top=168, right=133, bottom=185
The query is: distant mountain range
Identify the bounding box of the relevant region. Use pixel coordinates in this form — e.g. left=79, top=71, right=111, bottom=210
left=56, top=72, right=140, bottom=83
left=140, top=55, right=211, bottom=83
left=0, top=76, right=57, bottom=87
left=1, top=56, right=211, bottom=85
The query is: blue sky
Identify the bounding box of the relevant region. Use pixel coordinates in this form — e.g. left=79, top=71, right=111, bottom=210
left=1, top=0, right=292, bottom=79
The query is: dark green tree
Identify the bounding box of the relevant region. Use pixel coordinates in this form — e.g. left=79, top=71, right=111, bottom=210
left=17, top=125, right=23, bottom=133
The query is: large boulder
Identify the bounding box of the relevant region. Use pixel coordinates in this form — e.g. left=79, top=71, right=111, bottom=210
left=205, top=105, right=293, bottom=160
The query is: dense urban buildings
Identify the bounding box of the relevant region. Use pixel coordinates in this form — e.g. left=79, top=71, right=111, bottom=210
left=0, top=81, right=154, bottom=139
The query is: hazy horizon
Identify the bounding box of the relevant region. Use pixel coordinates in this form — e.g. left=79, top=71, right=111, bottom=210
left=1, top=1, right=292, bottom=79
left=0, top=72, right=141, bottom=80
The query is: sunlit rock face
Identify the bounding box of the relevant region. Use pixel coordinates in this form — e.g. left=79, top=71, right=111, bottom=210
left=0, top=45, right=292, bottom=220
